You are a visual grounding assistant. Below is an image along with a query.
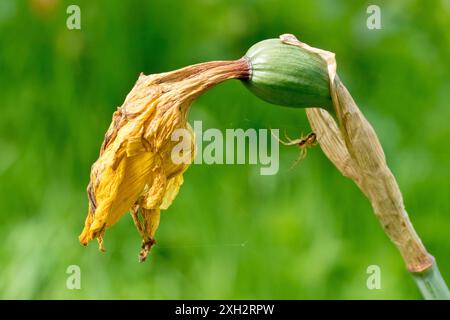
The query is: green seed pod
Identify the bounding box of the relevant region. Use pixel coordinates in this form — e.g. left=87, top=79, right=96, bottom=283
left=242, top=38, right=333, bottom=110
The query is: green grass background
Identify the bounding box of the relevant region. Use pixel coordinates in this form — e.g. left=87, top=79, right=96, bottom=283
left=0, top=0, right=449, bottom=299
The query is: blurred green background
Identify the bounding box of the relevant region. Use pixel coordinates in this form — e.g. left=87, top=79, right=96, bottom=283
left=1, top=0, right=449, bottom=299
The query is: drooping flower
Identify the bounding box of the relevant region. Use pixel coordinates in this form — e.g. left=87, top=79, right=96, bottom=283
left=79, top=59, right=249, bottom=261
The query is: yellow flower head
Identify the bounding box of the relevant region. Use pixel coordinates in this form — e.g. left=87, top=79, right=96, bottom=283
left=79, top=59, right=249, bottom=262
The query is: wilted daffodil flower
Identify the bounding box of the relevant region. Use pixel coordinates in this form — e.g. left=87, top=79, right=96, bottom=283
left=79, top=59, right=249, bottom=261
left=80, top=34, right=449, bottom=298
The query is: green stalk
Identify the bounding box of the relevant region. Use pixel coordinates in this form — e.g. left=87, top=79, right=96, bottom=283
left=412, top=262, right=450, bottom=300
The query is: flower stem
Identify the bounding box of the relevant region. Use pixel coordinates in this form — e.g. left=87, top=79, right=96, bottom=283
left=411, top=262, right=450, bottom=300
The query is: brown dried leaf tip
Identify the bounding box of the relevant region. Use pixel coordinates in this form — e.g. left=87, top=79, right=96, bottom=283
left=79, top=59, right=249, bottom=262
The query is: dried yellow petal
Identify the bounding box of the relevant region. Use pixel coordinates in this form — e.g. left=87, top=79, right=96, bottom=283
left=79, top=59, right=249, bottom=261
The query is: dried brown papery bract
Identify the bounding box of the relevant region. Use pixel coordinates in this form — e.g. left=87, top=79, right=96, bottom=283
left=280, top=34, right=434, bottom=272
left=79, top=59, right=250, bottom=261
